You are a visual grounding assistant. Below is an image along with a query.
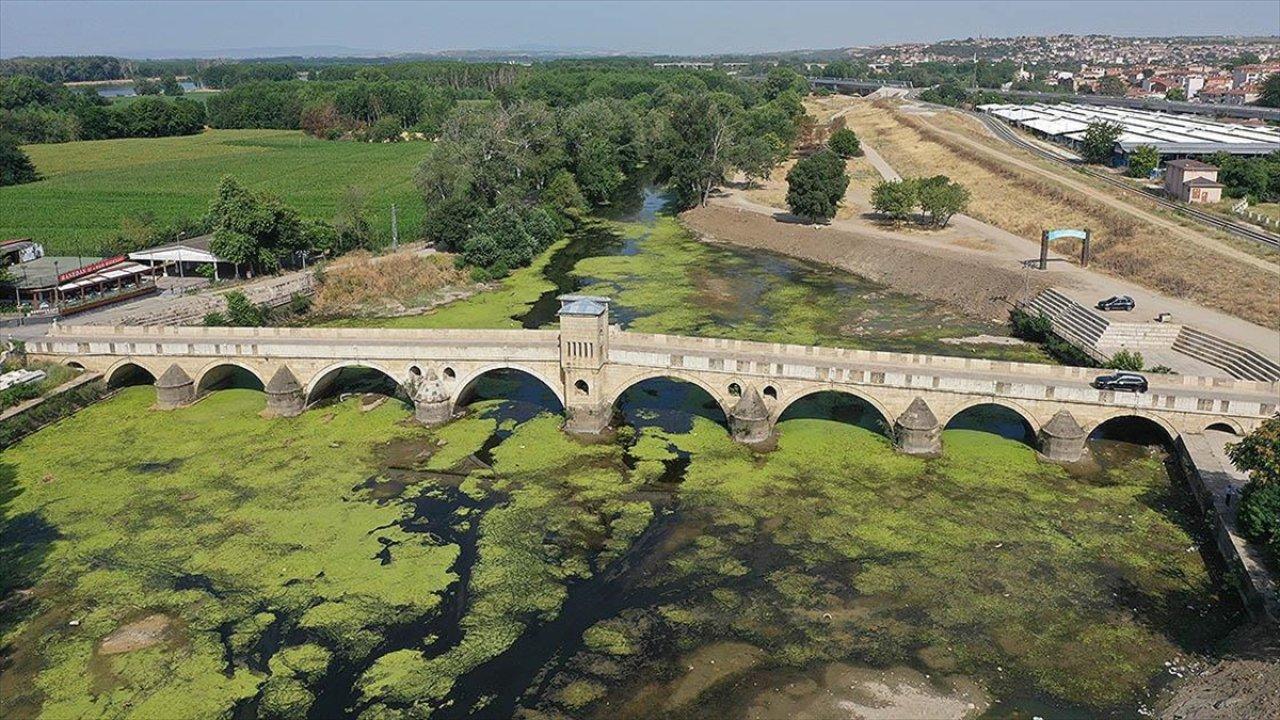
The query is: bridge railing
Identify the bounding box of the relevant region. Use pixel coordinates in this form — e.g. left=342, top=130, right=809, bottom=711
left=610, top=330, right=1280, bottom=396
left=48, top=324, right=561, bottom=346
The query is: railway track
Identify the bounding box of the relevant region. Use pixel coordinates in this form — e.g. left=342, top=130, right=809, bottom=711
left=969, top=111, right=1280, bottom=250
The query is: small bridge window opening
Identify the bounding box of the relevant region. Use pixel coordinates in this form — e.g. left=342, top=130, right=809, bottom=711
left=574, top=379, right=590, bottom=396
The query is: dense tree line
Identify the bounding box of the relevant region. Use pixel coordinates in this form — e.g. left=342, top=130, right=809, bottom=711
left=1228, top=415, right=1280, bottom=568
left=0, top=75, right=205, bottom=143
left=200, top=63, right=299, bottom=89
left=0, top=56, right=127, bottom=83
left=414, top=68, right=808, bottom=277
left=1207, top=150, right=1280, bottom=203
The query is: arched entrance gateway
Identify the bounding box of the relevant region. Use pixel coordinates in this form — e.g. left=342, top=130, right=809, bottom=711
left=29, top=294, right=1275, bottom=464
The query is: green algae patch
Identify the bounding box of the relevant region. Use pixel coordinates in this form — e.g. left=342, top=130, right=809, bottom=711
left=656, top=419, right=1235, bottom=710
left=571, top=215, right=1051, bottom=361
left=0, top=387, right=457, bottom=718
left=0, top=363, right=1239, bottom=716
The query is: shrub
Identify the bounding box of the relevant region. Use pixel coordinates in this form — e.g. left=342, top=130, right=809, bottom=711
left=870, top=179, right=917, bottom=221
left=827, top=127, right=862, bottom=158
left=1105, top=349, right=1144, bottom=371
left=785, top=149, right=849, bottom=223
left=1238, top=481, right=1280, bottom=567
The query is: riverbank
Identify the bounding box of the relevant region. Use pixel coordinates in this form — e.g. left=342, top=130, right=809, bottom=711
left=680, top=202, right=1048, bottom=322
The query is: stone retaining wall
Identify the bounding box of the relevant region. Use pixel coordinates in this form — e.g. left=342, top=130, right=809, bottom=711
left=1177, top=433, right=1280, bottom=624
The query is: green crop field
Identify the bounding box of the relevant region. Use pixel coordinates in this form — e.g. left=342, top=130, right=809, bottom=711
left=0, top=129, right=426, bottom=255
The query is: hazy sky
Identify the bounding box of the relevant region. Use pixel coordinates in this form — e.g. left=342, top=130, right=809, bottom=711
left=2, top=0, right=1278, bottom=58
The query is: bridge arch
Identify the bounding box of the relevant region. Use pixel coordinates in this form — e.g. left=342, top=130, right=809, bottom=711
left=604, top=369, right=733, bottom=422
left=1204, top=419, right=1244, bottom=435
left=1086, top=411, right=1179, bottom=449
left=104, top=359, right=158, bottom=388
left=304, top=361, right=404, bottom=406
left=773, top=388, right=894, bottom=436
left=451, top=363, right=565, bottom=413
left=941, top=399, right=1040, bottom=444
left=194, top=361, right=266, bottom=394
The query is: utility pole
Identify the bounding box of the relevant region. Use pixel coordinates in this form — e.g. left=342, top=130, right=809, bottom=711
left=391, top=204, right=399, bottom=249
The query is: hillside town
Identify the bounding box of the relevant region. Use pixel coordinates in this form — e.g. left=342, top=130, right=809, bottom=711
left=849, top=33, right=1279, bottom=104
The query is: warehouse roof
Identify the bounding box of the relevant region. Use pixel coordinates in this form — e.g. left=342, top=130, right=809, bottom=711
left=979, top=102, right=1280, bottom=156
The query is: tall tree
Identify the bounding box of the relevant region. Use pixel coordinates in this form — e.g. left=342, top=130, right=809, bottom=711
left=208, top=176, right=306, bottom=275
left=827, top=128, right=861, bottom=158
left=0, top=133, right=38, bottom=186
left=871, top=179, right=918, bottom=221
left=1126, top=145, right=1160, bottom=179
left=1081, top=121, right=1122, bottom=164
left=916, top=176, right=970, bottom=227
left=657, top=92, right=741, bottom=208
left=1258, top=73, right=1280, bottom=108
left=785, top=149, right=849, bottom=223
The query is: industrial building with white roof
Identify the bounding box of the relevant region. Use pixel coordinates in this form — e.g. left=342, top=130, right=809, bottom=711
left=979, top=102, right=1280, bottom=158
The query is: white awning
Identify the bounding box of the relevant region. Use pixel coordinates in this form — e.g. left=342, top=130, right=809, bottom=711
left=57, top=261, right=155, bottom=292
left=129, top=245, right=222, bottom=264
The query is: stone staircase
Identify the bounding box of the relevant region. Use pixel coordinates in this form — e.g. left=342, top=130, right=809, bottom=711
left=1021, top=288, right=1110, bottom=363
left=1173, top=327, right=1280, bottom=382
left=1022, top=289, right=1280, bottom=382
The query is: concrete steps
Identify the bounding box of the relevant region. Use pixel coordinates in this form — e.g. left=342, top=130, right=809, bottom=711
left=1174, top=327, right=1280, bottom=382
left=1098, top=321, right=1183, bottom=351
left=1022, top=289, right=1110, bottom=362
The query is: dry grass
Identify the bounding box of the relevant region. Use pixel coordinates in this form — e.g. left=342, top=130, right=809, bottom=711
left=312, top=250, right=467, bottom=316
left=841, top=101, right=1279, bottom=328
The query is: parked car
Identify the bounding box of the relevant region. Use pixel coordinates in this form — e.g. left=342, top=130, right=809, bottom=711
left=1093, top=372, right=1148, bottom=393
left=1096, top=295, right=1135, bottom=311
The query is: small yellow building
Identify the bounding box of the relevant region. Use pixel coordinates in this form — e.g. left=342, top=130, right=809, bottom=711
left=1163, top=159, right=1224, bottom=204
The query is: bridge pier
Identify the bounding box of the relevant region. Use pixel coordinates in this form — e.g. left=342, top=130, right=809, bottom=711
left=155, top=364, right=195, bottom=409
left=1037, top=410, right=1087, bottom=463
left=411, top=370, right=452, bottom=426
left=564, top=402, right=611, bottom=436
left=729, top=385, right=773, bottom=445
left=894, top=397, right=941, bottom=456
left=264, top=366, right=305, bottom=418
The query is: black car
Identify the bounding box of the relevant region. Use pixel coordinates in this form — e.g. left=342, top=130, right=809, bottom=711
left=1093, top=372, right=1148, bottom=393
left=1096, top=295, right=1135, bottom=311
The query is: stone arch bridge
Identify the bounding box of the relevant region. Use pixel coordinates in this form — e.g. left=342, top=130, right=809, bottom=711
left=28, top=296, right=1278, bottom=463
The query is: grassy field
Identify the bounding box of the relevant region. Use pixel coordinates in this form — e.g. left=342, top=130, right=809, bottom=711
left=0, top=130, right=426, bottom=255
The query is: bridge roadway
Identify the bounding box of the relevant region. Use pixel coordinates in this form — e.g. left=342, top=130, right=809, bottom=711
left=27, top=296, right=1279, bottom=463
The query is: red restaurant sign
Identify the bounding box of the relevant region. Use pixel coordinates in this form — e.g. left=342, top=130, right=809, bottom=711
left=58, top=255, right=126, bottom=283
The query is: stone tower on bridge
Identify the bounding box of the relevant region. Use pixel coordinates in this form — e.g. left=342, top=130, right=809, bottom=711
left=558, top=295, right=613, bottom=435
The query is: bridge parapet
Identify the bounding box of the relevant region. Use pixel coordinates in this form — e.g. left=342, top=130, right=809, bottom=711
left=609, top=330, right=1280, bottom=398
